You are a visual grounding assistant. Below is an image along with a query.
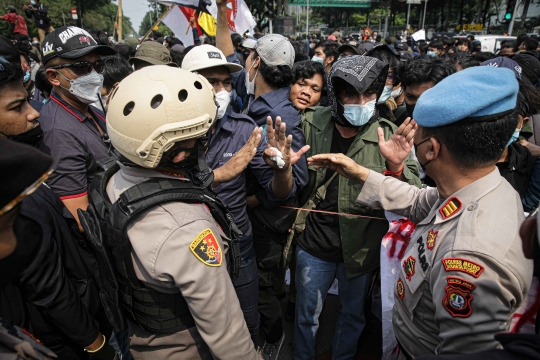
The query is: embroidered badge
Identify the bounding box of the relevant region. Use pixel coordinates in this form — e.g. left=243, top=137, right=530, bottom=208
left=442, top=277, right=476, bottom=317
left=190, top=229, right=222, bottom=267
left=439, top=197, right=462, bottom=220
left=396, top=278, right=405, bottom=300
left=403, top=256, right=416, bottom=281
left=427, top=229, right=438, bottom=250
left=441, top=258, right=484, bottom=278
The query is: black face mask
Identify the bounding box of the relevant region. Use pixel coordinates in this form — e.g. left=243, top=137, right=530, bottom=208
left=7, top=125, right=43, bottom=147
left=405, top=102, right=415, bottom=118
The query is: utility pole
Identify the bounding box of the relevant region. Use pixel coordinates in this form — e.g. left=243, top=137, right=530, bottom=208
left=422, top=0, right=428, bottom=29
left=406, top=3, right=411, bottom=32
left=305, top=0, right=309, bottom=36
left=459, top=0, right=464, bottom=33
left=508, top=0, right=520, bottom=35
left=118, top=0, right=123, bottom=42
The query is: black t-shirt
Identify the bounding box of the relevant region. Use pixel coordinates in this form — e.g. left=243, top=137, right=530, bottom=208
left=497, top=142, right=536, bottom=198
left=298, top=126, right=355, bottom=262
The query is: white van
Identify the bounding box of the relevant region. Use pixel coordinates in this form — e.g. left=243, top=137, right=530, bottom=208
left=476, top=35, right=517, bottom=53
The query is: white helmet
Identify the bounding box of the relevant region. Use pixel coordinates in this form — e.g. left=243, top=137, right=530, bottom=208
left=106, top=65, right=217, bottom=169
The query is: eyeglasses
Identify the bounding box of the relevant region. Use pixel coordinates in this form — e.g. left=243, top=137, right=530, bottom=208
left=0, top=169, right=54, bottom=216
left=50, top=59, right=105, bottom=76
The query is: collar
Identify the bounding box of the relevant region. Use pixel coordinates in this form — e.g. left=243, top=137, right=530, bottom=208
left=214, top=113, right=235, bottom=134
left=419, top=168, right=502, bottom=225
left=49, top=90, right=106, bottom=124
left=255, top=87, right=291, bottom=109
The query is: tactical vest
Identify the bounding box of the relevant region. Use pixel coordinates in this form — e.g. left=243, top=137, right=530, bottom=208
left=82, top=157, right=241, bottom=334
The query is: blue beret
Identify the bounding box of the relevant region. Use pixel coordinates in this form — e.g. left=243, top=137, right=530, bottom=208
left=413, top=66, right=519, bottom=127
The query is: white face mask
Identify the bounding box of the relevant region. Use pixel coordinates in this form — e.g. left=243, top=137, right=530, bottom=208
left=244, top=60, right=258, bottom=96
left=215, top=90, right=231, bottom=119
left=57, top=70, right=104, bottom=105
left=377, top=85, right=393, bottom=104
left=391, top=87, right=403, bottom=99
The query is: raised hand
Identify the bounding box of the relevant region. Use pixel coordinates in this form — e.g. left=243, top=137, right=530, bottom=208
left=307, top=153, right=370, bottom=182
left=212, top=127, right=262, bottom=187
left=263, top=116, right=310, bottom=171
left=378, top=117, right=417, bottom=168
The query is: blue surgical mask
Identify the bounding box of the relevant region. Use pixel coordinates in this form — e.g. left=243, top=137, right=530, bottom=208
left=377, top=85, right=393, bottom=104
left=311, top=56, right=324, bottom=64
left=427, top=51, right=436, bottom=58
left=23, top=70, right=31, bottom=83
left=506, top=127, right=521, bottom=147
left=342, top=100, right=376, bottom=127
left=30, top=0, right=36, bottom=5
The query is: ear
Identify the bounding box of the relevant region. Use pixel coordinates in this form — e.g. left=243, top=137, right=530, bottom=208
left=523, top=116, right=530, bottom=126
left=45, top=68, right=60, bottom=86
left=326, top=55, right=335, bottom=65
left=425, top=137, right=441, bottom=161
left=252, top=56, right=261, bottom=70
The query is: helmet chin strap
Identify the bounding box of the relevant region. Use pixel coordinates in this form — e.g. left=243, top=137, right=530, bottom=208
left=185, top=137, right=214, bottom=189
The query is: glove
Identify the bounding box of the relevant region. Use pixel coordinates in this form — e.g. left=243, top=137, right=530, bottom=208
left=269, top=147, right=285, bottom=169
left=87, top=341, right=119, bottom=360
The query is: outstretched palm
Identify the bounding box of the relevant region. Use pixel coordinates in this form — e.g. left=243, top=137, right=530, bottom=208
left=264, top=116, right=310, bottom=171
left=378, top=117, right=417, bottom=166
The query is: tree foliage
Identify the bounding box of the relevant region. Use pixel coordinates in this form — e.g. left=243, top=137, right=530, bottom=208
left=0, top=0, right=135, bottom=39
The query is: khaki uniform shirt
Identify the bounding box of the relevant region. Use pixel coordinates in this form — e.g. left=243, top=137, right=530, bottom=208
left=357, top=168, right=533, bottom=357
left=106, top=164, right=257, bottom=360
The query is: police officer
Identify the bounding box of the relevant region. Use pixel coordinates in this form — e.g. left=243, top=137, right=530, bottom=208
left=84, top=66, right=260, bottom=359
left=307, top=66, right=534, bottom=358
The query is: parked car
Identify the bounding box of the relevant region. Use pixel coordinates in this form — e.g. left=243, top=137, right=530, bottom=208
left=475, top=35, right=517, bottom=53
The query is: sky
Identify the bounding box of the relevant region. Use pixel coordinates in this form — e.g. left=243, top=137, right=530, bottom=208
left=122, top=0, right=151, bottom=34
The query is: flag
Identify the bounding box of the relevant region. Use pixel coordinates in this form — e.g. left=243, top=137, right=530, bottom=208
left=208, top=0, right=256, bottom=36
left=411, top=29, right=426, bottom=41
left=162, top=5, right=195, bottom=47
left=179, top=7, right=203, bottom=36
left=150, top=0, right=211, bottom=13
left=198, top=12, right=217, bottom=36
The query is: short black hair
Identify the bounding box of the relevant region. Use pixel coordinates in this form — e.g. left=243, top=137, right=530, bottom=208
left=102, top=56, right=133, bottom=90
left=0, top=59, right=23, bottom=93
left=523, top=38, right=539, bottom=51
left=441, top=36, right=454, bottom=47
left=253, top=50, right=293, bottom=88
left=474, top=51, right=496, bottom=63
left=291, top=40, right=308, bottom=63
left=428, top=41, right=443, bottom=50
left=519, top=79, right=540, bottom=116
left=315, top=41, right=339, bottom=62
left=418, top=43, right=429, bottom=54
left=517, top=34, right=529, bottom=46
left=422, top=111, right=518, bottom=169
left=456, top=39, right=470, bottom=48
left=292, top=60, right=326, bottom=88
left=451, top=54, right=479, bottom=70
left=35, top=65, right=52, bottom=98
left=169, top=50, right=183, bottom=67
left=501, top=40, right=518, bottom=51
left=231, top=33, right=243, bottom=48
left=398, top=57, right=456, bottom=88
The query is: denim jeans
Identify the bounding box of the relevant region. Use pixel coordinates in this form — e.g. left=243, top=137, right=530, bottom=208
left=232, top=239, right=260, bottom=345
left=294, top=246, right=373, bottom=360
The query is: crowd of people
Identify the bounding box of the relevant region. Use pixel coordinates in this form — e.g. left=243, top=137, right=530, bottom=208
left=1, top=0, right=540, bottom=360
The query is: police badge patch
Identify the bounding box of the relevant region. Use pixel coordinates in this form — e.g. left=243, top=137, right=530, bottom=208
left=403, top=256, right=416, bottom=281
left=427, top=229, right=438, bottom=250
left=396, top=278, right=405, bottom=300
left=442, top=277, right=476, bottom=317
left=190, top=229, right=222, bottom=267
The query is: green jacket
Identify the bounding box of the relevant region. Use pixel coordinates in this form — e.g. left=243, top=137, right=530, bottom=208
left=300, top=106, right=421, bottom=279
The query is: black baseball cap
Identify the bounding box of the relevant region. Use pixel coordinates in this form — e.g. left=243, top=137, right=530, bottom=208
left=42, top=26, right=116, bottom=64
left=396, top=43, right=409, bottom=52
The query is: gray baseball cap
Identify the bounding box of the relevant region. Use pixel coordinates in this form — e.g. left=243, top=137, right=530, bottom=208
left=254, top=34, right=295, bottom=69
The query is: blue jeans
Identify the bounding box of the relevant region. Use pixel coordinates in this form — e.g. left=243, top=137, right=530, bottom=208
left=233, top=239, right=260, bottom=345
left=294, top=246, right=373, bottom=360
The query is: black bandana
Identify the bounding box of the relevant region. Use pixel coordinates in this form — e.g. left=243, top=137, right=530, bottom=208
left=327, top=55, right=389, bottom=127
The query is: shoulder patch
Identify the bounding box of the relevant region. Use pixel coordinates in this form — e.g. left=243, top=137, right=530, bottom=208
left=441, top=258, right=484, bottom=278
left=190, top=229, right=222, bottom=267
left=439, top=197, right=462, bottom=219
left=396, top=278, right=405, bottom=300
left=403, top=255, right=416, bottom=281
left=442, top=276, right=476, bottom=317
left=427, top=229, right=438, bottom=250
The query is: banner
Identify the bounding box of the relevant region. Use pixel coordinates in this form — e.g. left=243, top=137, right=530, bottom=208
left=162, top=6, right=195, bottom=46
left=208, top=0, right=256, bottom=36
left=150, top=0, right=211, bottom=13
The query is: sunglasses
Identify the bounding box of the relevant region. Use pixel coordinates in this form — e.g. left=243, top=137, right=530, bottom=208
left=50, top=59, right=105, bottom=76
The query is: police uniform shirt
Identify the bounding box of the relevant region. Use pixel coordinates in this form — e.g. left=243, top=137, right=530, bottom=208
left=357, top=169, right=533, bottom=357
left=38, top=90, right=109, bottom=200
left=106, top=163, right=257, bottom=360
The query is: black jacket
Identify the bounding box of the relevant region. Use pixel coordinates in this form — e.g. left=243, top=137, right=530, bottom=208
left=497, top=142, right=536, bottom=198
left=0, top=185, right=103, bottom=359
left=24, top=3, right=50, bottom=28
